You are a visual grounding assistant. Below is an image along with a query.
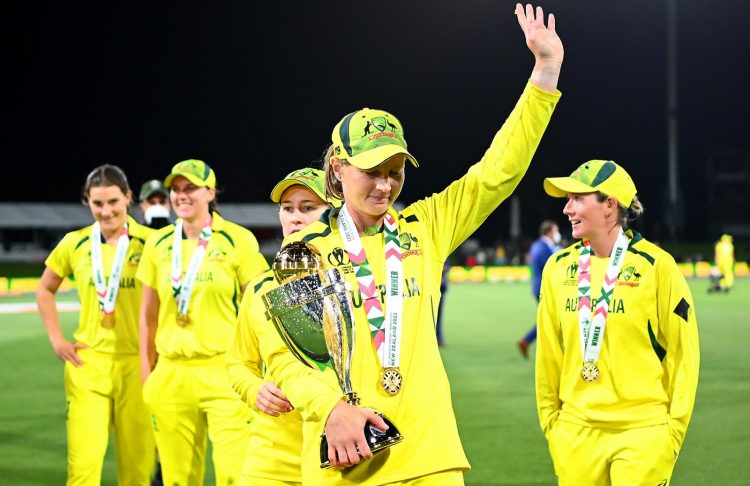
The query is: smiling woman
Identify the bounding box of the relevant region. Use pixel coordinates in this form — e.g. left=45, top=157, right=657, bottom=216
left=136, top=158, right=269, bottom=485
left=35, top=164, right=156, bottom=484
left=536, top=160, right=700, bottom=485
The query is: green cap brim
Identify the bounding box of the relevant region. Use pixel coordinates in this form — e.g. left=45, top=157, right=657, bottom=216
left=347, top=144, right=419, bottom=170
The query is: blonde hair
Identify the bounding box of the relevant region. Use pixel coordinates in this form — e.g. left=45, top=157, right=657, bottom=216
left=322, top=144, right=346, bottom=202
left=597, top=192, right=644, bottom=228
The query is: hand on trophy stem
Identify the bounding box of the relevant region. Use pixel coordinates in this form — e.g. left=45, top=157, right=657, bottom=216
left=325, top=400, right=389, bottom=468
left=256, top=381, right=294, bottom=417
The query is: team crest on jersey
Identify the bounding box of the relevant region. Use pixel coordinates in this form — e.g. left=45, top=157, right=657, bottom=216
left=128, top=253, right=142, bottom=267
left=618, top=265, right=641, bottom=287
left=399, top=232, right=422, bottom=259
left=206, top=248, right=227, bottom=262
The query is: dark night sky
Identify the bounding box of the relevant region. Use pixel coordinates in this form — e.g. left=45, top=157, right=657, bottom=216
left=4, top=1, right=749, bottom=243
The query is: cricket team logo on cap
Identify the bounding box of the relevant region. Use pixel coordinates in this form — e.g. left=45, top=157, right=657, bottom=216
left=543, top=159, right=637, bottom=208
left=269, top=167, right=332, bottom=204
left=164, top=159, right=216, bottom=189
left=364, top=116, right=398, bottom=136
left=332, top=108, right=420, bottom=170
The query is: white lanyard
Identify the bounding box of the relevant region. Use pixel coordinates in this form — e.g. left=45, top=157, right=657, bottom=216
left=337, top=205, right=403, bottom=369
left=171, top=217, right=213, bottom=316
left=578, top=228, right=629, bottom=364
left=91, top=221, right=129, bottom=316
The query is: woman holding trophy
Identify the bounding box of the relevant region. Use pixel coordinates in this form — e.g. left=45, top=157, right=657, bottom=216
left=228, top=167, right=337, bottom=485
left=239, top=3, right=563, bottom=484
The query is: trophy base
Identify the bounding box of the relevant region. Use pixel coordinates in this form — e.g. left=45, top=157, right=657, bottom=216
left=319, top=411, right=403, bottom=469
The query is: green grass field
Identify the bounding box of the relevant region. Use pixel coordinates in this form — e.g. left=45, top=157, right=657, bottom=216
left=0, top=279, right=748, bottom=485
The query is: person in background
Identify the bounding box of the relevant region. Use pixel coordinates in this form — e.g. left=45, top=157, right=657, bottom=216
left=137, top=178, right=172, bottom=486
left=138, top=179, right=172, bottom=229
left=227, top=167, right=337, bottom=485
left=36, top=164, right=156, bottom=485
left=536, top=160, right=700, bottom=485
left=137, top=159, right=269, bottom=486
left=517, top=219, right=561, bottom=358
left=241, top=4, right=563, bottom=483
left=709, top=233, right=734, bottom=293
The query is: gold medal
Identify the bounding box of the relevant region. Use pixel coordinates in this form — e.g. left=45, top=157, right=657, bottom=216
left=177, top=313, right=190, bottom=327
left=101, top=313, right=115, bottom=329
left=581, top=363, right=600, bottom=382
left=381, top=368, right=402, bottom=395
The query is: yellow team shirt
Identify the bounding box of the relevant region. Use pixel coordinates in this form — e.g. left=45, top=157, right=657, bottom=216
left=44, top=216, right=153, bottom=354
left=715, top=240, right=734, bottom=268
left=244, top=82, right=560, bottom=485
left=227, top=271, right=313, bottom=482
left=536, top=231, right=700, bottom=454
left=136, top=212, right=269, bottom=359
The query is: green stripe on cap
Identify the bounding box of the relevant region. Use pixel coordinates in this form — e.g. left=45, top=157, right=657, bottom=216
left=592, top=161, right=617, bottom=186
left=339, top=111, right=357, bottom=158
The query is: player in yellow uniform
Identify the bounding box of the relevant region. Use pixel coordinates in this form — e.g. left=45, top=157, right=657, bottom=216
left=713, top=233, right=735, bottom=293
left=36, top=164, right=156, bottom=485
left=227, top=168, right=336, bottom=485
left=239, top=5, right=563, bottom=484
left=536, top=160, right=700, bottom=485
left=137, top=159, right=269, bottom=486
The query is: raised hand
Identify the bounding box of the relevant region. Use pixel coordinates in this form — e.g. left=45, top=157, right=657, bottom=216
left=516, top=3, right=563, bottom=92
left=256, top=381, right=294, bottom=416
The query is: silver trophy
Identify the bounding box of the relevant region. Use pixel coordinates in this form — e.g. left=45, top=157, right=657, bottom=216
left=262, top=241, right=403, bottom=468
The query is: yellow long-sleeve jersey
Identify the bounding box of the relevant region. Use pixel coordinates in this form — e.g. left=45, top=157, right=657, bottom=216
left=535, top=231, right=700, bottom=454
left=227, top=273, right=307, bottom=482
left=237, top=82, right=560, bottom=485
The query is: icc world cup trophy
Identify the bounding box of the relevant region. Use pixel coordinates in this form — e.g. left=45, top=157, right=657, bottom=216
left=262, top=241, right=403, bottom=468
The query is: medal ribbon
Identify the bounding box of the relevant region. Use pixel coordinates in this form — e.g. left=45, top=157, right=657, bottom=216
left=577, top=228, right=629, bottom=364
left=91, top=221, right=130, bottom=316
left=171, top=217, right=213, bottom=315
left=337, top=205, right=403, bottom=368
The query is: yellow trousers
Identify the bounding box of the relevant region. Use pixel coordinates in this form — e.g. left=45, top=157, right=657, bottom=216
left=719, top=263, right=734, bottom=289
left=64, top=349, right=155, bottom=485
left=548, top=420, right=676, bottom=486
left=143, top=354, right=251, bottom=486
